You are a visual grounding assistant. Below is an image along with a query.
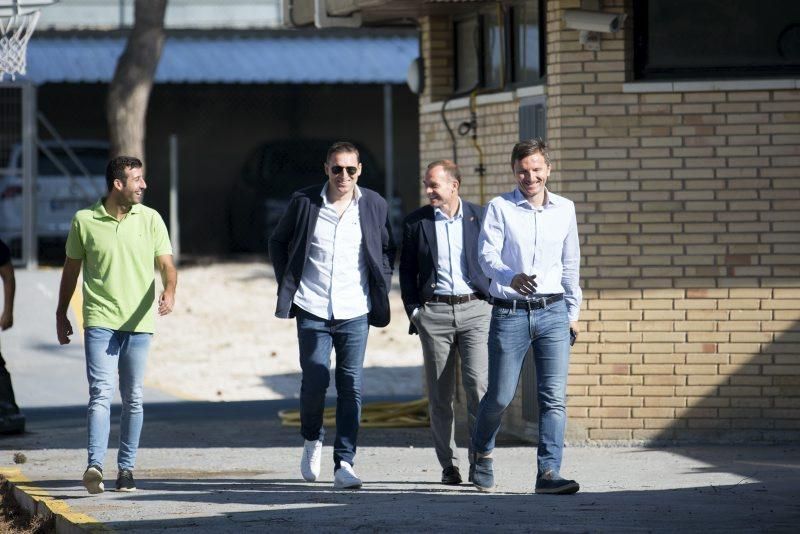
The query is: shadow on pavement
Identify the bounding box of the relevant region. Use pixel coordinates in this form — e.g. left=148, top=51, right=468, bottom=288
left=259, top=365, right=424, bottom=399
left=0, top=397, right=460, bottom=450
left=24, top=476, right=799, bottom=533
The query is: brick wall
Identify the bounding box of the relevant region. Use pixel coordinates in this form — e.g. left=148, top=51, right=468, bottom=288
left=417, top=0, right=800, bottom=443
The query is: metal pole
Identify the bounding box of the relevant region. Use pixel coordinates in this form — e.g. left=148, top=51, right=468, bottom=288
left=382, top=83, right=394, bottom=208
left=21, top=82, right=37, bottom=269
left=169, top=134, right=180, bottom=264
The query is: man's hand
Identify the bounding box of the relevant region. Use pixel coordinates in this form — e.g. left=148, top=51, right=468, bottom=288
left=510, top=273, right=537, bottom=296
left=56, top=313, right=73, bottom=345
left=0, top=310, right=12, bottom=330
left=570, top=321, right=579, bottom=333
left=158, top=290, right=175, bottom=316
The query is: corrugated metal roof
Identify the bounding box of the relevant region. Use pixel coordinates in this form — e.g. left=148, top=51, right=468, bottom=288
left=21, top=34, right=418, bottom=84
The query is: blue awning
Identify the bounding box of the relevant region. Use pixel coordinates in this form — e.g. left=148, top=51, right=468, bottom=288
left=20, top=33, right=418, bottom=85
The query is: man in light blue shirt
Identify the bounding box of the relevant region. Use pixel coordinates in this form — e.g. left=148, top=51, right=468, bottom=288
left=471, top=139, right=582, bottom=495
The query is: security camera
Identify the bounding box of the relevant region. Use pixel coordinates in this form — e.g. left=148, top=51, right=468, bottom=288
left=563, top=9, right=626, bottom=33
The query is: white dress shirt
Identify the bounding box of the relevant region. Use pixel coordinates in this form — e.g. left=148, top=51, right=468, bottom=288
left=293, top=184, right=370, bottom=320
left=434, top=199, right=474, bottom=296
left=478, top=187, right=582, bottom=322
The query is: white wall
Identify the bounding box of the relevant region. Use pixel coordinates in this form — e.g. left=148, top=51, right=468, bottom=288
left=37, top=0, right=280, bottom=30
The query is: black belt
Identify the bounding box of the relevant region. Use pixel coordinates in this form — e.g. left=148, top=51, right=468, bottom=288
left=491, top=294, right=563, bottom=310
left=427, top=293, right=481, bottom=305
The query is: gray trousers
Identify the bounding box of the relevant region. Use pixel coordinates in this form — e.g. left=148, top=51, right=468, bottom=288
left=414, top=299, right=491, bottom=469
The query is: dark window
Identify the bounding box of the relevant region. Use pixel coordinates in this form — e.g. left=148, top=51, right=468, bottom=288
left=634, top=0, right=800, bottom=80
left=483, top=11, right=504, bottom=89
left=511, top=0, right=545, bottom=85
left=519, top=96, right=546, bottom=141
left=454, top=16, right=481, bottom=93
left=453, top=0, right=545, bottom=94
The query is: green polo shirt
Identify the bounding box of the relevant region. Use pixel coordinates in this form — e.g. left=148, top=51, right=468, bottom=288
left=66, top=199, right=173, bottom=333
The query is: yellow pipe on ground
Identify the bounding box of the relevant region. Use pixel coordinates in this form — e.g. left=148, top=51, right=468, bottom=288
left=278, top=397, right=430, bottom=428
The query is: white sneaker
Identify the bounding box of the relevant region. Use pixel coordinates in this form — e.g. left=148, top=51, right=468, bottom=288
left=333, top=461, right=362, bottom=489
left=300, top=438, right=323, bottom=482
left=82, top=465, right=104, bottom=494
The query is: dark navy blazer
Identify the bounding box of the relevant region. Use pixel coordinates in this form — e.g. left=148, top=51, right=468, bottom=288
left=399, top=200, right=490, bottom=335
left=268, top=184, right=396, bottom=328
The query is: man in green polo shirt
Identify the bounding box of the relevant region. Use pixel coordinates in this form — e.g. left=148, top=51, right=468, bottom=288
left=55, top=156, right=177, bottom=494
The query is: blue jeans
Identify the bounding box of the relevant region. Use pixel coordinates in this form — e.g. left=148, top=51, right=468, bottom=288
left=295, top=308, right=369, bottom=469
left=84, top=327, right=151, bottom=471
left=472, top=299, right=571, bottom=477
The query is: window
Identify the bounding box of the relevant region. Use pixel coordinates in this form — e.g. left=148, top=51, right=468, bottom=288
left=454, top=16, right=481, bottom=93
left=511, top=0, right=545, bottom=85
left=634, top=0, right=800, bottom=80
left=453, top=0, right=545, bottom=94
left=519, top=96, right=546, bottom=141
left=483, top=11, right=504, bottom=89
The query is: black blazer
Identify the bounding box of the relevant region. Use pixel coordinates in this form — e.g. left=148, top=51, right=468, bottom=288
left=399, top=200, right=490, bottom=335
left=268, top=184, right=396, bottom=328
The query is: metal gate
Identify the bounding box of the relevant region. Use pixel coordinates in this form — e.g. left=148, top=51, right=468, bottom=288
left=0, top=82, right=36, bottom=267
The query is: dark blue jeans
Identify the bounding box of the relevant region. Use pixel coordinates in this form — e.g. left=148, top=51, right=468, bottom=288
left=472, top=299, right=571, bottom=477
left=296, top=308, right=369, bottom=469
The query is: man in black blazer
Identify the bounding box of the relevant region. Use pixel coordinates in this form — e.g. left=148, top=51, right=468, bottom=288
left=269, top=141, right=395, bottom=490
left=400, top=159, right=491, bottom=485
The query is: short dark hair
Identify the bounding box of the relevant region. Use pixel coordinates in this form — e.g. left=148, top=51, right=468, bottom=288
left=511, top=138, right=551, bottom=167
left=106, top=156, right=143, bottom=191
left=426, top=159, right=461, bottom=185
left=326, top=141, right=360, bottom=164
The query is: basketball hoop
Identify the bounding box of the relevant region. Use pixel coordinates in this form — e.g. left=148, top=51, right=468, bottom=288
left=0, top=0, right=58, bottom=81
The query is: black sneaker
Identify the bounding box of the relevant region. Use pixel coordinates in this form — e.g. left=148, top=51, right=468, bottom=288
left=472, top=456, right=494, bottom=492
left=0, top=402, right=25, bottom=435
left=82, top=465, right=104, bottom=494
left=535, top=470, right=579, bottom=495
left=115, top=469, right=136, bottom=492
left=441, top=465, right=462, bottom=485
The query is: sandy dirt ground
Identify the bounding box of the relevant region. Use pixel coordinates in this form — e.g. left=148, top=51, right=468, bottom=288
left=146, top=262, right=424, bottom=402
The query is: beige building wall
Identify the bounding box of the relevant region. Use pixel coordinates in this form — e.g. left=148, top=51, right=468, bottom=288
left=417, top=1, right=800, bottom=443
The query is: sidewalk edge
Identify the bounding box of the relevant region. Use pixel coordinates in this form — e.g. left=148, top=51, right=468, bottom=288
left=1, top=468, right=110, bottom=533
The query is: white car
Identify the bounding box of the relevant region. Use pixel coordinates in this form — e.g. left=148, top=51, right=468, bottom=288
left=0, top=141, right=108, bottom=253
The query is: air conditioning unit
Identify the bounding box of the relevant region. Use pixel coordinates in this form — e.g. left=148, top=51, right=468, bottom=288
left=281, top=0, right=362, bottom=28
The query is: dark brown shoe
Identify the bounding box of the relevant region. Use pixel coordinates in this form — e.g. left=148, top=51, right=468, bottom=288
left=441, top=465, right=463, bottom=485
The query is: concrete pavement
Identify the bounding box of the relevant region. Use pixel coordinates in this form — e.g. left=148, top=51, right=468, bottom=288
left=1, top=269, right=799, bottom=532
left=2, top=399, right=799, bottom=532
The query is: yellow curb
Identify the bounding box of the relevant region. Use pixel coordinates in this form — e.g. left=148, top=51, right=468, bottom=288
left=0, top=467, right=110, bottom=532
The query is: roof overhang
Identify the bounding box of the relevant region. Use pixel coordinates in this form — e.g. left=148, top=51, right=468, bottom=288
left=20, top=30, right=419, bottom=85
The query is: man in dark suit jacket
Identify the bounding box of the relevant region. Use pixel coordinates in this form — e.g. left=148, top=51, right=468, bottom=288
left=399, top=159, right=491, bottom=486
left=269, top=141, right=395, bottom=490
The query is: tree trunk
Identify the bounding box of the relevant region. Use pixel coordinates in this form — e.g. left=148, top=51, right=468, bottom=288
left=106, top=0, right=168, bottom=161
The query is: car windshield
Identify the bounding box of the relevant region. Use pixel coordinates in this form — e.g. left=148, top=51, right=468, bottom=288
left=38, top=147, right=107, bottom=177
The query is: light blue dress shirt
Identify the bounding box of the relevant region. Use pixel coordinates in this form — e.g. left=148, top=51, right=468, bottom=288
left=478, top=188, right=582, bottom=322
left=433, top=199, right=475, bottom=296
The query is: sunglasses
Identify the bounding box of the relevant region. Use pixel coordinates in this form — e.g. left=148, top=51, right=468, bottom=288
left=330, top=165, right=358, bottom=176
